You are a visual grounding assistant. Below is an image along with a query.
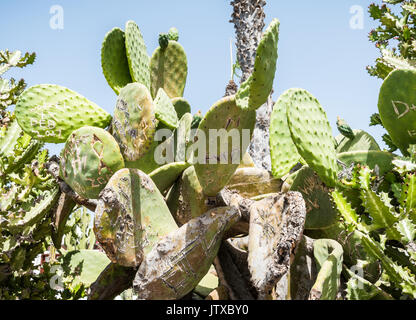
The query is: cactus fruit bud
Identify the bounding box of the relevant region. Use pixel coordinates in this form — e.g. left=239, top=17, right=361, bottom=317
left=168, top=27, right=179, bottom=41
left=336, top=116, right=355, bottom=140
left=158, top=33, right=169, bottom=50
left=59, top=126, right=125, bottom=199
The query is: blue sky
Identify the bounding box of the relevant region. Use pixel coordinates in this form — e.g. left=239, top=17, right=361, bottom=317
left=1, top=0, right=385, bottom=154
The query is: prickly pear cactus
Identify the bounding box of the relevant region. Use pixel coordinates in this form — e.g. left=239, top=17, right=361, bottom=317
left=171, top=97, right=191, bottom=119
left=154, top=88, right=179, bottom=130
left=112, top=83, right=158, bottom=167
left=236, top=19, right=279, bottom=110
left=149, top=161, right=190, bottom=194
left=15, top=84, right=112, bottom=143
left=335, top=117, right=380, bottom=153
left=158, top=33, right=169, bottom=50
left=287, top=166, right=338, bottom=230
left=337, top=150, right=395, bottom=176
left=59, top=126, right=125, bottom=199
left=150, top=39, right=188, bottom=99
left=270, top=88, right=302, bottom=179
left=133, top=206, right=240, bottom=300
left=193, top=95, right=256, bottom=196
left=101, top=28, right=132, bottom=95
left=226, top=167, right=282, bottom=199
left=286, top=89, right=338, bottom=187
left=168, top=27, right=179, bottom=41
left=378, top=69, right=416, bottom=155
left=125, top=20, right=150, bottom=89
left=94, top=168, right=178, bottom=267
left=309, top=239, right=343, bottom=300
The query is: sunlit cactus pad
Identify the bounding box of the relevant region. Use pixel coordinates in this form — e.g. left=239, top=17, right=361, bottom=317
left=172, top=97, right=191, bottom=119
left=286, top=89, right=338, bottom=187
left=150, top=40, right=188, bottom=99
left=59, top=126, right=125, bottom=199
left=236, top=18, right=280, bottom=110
left=94, top=168, right=178, bottom=267
left=15, top=84, right=111, bottom=143
left=193, top=95, right=256, bottom=196
left=270, top=88, right=302, bottom=179
left=112, top=83, right=158, bottom=165
left=378, top=69, right=416, bottom=155
left=101, top=27, right=133, bottom=95
left=154, top=88, right=179, bottom=129
left=125, top=20, right=150, bottom=89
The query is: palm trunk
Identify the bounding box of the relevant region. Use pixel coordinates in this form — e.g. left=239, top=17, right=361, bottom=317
left=230, top=0, right=273, bottom=171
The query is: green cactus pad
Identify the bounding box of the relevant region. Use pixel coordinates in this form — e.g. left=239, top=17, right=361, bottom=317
left=270, top=89, right=302, bottom=179
left=154, top=88, right=179, bottom=129
left=125, top=20, right=150, bottom=89
left=149, top=161, right=190, bottom=193
left=150, top=40, right=188, bottom=99
left=378, top=69, right=416, bottom=155
left=236, top=19, right=280, bottom=110
left=62, top=249, right=110, bottom=288
left=286, top=89, right=338, bottom=187
left=335, top=129, right=380, bottom=153
left=289, top=166, right=338, bottom=230
left=158, top=33, right=169, bottom=50
left=133, top=206, right=240, bottom=300
left=15, top=84, right=112, bottom=143
left=337, top=150, right=395, bottom=176
left=59, top=126, right=125, bottom=199
left=172, top=97, right=191, bottom=119
left=101, top=28, right=133, bottom=95
left=94, top=168, right=178, bottom=267
left=112, top=83, right=158, bottom=165
left=173, top=165, right=208, bottom=225
left=310, top=239, right=343, bottom=300
left=193, top=95, right=256, bottom=196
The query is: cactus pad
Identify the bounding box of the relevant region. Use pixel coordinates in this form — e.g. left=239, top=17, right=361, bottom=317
left=172, top=97, right=191, bottom=119
left=101, top=28, right=132, bottom=95
left=226, top=167, right=282, bottom=199
left=236, top=19, right=280, bottom=110
left=289, top=166, right=338, bottom=230
left=337, top=150, right=395, bottom=176
left=149, top=161, right=190, bottom=193
left=378, top=69, right=416, bottom=155
left=15, top=84, right=112, bottom=143
left=335, top=129, right=380, bottom=153
left=286, top=89, right=338, bottom=187
left=94, top=168, right=178, bottom=267
left=193, top=95, right=256, bottom=196
left=133, top=206, right=240, bottom=300
left=125, top=20, right=150, bottom=89
left=112, top=83, right=158, bottom=165
left=270, top=89, right=302, bottom=179
left=59, top=126, right=125, bottom=199
left=150, top=40, right=187, bottom=99
left=154, top=88, right=179, bottom=129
